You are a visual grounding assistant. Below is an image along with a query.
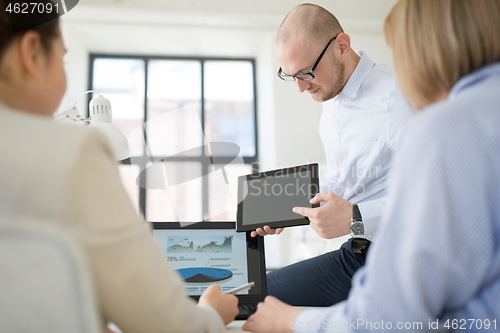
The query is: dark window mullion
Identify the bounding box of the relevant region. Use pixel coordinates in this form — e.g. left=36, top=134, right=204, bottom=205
left=200, top=60, right=210, bottom=220
left=252, top=59, right=259, bottom=164
left=137, top=157, right=148, bottom=219
left=201, top=59, right=206, bottom=141
left=140, top=59, right=150, bottom=218
left=202, top=160, right=210, bottom=221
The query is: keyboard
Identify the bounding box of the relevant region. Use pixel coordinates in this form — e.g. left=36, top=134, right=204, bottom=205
left=236, top=304, right=257, bottom=320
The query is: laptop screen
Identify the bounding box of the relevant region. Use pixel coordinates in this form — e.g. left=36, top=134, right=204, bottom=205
left=151, top=222, right=266, bottom=301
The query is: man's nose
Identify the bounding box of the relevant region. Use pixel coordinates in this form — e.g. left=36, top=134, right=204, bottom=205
left=295, top=79, right=311, bottom=93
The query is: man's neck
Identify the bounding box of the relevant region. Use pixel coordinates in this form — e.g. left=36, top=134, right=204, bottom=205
left=344, top=49, right=362, bottom=84
left=330, top=49, right=361, bottom=99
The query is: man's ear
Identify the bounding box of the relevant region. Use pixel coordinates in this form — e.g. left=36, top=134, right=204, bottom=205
left=18, top=31, right=44, bottom=80
left=336, top=33, right=351, bottom=60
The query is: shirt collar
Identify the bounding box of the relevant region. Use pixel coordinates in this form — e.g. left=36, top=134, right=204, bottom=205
left=340, top=51, right=375, bottom=98
left=449, top=62, right=500, bottom=100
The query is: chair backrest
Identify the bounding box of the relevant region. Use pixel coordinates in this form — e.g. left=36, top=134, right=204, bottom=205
left=0, top=222, right=101, bottom=333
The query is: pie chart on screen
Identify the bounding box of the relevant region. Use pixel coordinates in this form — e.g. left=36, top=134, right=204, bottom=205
left=177, top=267, right=233, bottom=283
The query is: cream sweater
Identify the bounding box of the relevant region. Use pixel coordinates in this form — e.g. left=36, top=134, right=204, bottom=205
left=0, top=103, right=225, bottom=333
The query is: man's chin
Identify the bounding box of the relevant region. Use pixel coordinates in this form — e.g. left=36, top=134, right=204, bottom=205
left=320, top=90, right=340, bottom=102
left=311, top=94, right=329, bottom=103
left=309, top=89, right=336, bottom=102
left=310, top=93, right=324, bottom=102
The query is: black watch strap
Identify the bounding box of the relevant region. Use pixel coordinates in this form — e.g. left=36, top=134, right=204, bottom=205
left=353, top=204, right=362, bottom=221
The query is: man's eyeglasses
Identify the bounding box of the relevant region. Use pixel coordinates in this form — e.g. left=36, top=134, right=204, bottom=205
left=277, top=35, right=338, bottom=82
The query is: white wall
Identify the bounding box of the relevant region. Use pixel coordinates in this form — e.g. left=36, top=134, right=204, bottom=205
left=60, top=3, right=394, bottom=269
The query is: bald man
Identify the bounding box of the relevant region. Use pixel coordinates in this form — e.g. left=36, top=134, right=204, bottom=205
left=251, top=4, right=411, bottom=306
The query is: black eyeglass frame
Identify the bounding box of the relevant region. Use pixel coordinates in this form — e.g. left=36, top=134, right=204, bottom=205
left=277, top=35, right=339, bottom=82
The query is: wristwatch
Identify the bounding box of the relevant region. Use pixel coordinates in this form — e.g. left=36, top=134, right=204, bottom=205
left=350, top=204, right=364, bottom=235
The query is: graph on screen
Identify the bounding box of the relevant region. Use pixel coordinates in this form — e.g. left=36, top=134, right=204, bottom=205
left=177, top=267, right=233, bottom=283
left=167, top=235, right=232, bottom=253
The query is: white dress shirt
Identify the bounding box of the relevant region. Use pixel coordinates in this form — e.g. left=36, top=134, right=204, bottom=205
left=294, top=63, right=500, bottom=332
left=319, top=51, right=411, bottom=240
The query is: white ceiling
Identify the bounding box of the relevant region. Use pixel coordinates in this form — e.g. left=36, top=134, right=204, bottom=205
left=77, top=0, right=399, bottom=21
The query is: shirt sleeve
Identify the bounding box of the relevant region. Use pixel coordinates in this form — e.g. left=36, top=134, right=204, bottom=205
left=292, top=104, right=500, bottom=331
left=293, top=305, right=352, bottom=332
left=349, top=111, right=498, bottom=328
left=67, top=130, right=226, bottom=333
left=355, top=197, right=386, bottom=241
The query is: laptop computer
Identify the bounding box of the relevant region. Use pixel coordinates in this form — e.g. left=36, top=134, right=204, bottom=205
left=151, top=221, right=267, bottom=320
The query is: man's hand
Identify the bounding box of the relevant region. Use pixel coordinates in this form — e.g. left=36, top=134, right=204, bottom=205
left=243, top=296, right=304, bottom=333
left=292, top=192, right=353, bottom=239
left=250, top=226, right=285, bottom=238
left=198, top=284, right=239, bottom=325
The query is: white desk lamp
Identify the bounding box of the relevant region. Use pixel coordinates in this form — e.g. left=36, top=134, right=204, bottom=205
left=54, top=91, right=131, bottom=161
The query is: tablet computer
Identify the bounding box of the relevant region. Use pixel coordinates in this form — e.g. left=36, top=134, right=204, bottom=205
left=236, top=163, right=319, bottom=232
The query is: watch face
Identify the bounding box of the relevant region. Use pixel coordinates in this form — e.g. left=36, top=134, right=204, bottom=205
left=350, top=221, right=364, bottom=235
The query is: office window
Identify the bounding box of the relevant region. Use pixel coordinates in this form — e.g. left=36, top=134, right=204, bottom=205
left=90, top=55, right=258, bottom=221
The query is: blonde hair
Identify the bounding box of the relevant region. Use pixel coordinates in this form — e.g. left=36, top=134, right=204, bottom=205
left=384, top=0, right=500, bottom=108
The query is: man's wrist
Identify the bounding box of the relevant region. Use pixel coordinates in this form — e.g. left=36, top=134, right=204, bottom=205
left=350, top=204, right=364, bottom=235
left=344, top=202, right=355, bottom=234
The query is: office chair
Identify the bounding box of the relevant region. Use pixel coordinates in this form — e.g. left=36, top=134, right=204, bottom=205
left=0, top=222, right=102, bottom=333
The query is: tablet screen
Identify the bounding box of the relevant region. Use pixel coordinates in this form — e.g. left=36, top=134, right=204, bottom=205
left=236, top=164, right=319, bottom=232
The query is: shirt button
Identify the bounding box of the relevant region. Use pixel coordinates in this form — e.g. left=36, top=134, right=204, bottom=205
left=339, top=133, right=344, bottom=138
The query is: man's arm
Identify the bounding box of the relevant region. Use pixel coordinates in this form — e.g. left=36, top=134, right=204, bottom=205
left=292, top=192, right=352, bottom=239
left=250, top=191, right=353, bottom=240
left=251, top=193, right=384, bottom=240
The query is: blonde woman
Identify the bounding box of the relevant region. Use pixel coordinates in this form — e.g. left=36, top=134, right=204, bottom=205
left=244, top=0, right=500, bottom=332
left=0, top=3, right=237, bottom=332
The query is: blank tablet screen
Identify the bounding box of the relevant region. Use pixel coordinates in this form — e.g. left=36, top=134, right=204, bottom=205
left=236, top=164, right=319, bottom=232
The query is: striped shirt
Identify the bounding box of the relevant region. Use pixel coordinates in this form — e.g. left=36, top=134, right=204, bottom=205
left=295, top=63, right=500, bottom=332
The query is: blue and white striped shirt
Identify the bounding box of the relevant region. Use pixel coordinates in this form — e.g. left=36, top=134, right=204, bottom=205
left=294, top=63, right=500, bottom=332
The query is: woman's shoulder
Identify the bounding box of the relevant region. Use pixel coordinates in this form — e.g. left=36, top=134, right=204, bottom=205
left=0, top=106, right=113, bottom=174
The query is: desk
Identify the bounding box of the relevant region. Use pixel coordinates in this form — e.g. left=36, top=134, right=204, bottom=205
left=227, top=320, right=250, bottom=332
left=110, top=320, right=251, bottom=333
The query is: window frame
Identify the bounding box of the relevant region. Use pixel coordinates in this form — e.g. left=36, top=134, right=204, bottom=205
left=88, top=53, right=259, bottom=220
